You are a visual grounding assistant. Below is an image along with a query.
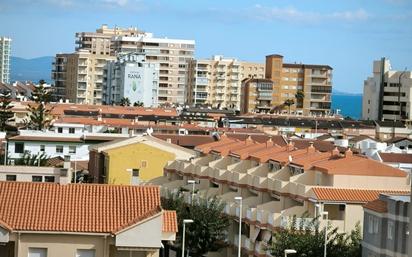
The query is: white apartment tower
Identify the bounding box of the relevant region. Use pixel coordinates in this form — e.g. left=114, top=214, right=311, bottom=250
left=0, top=37, right=11, bottom=84
left=104, top=53, right=159, bottom=106
left=112, top=33, right=195, bottom=106
left=363, top=58, right=412, bottom=121
left=186, top=55, right=265, bottom=110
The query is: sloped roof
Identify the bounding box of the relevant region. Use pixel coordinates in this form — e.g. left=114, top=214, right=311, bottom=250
left=162, top=210, right=178, bottom=232
left=363, top=199, right=388, bottom=213
left=0, top=182, right=162, bottom=234
left=311, top=187, right=409, bottom=203
left=379, top=153, right=412, bottom=164
left=385, top=137, right=412, bottom=144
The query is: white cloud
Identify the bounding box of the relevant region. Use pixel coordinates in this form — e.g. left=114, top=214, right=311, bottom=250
left=250, top=5, right=371, bottom=23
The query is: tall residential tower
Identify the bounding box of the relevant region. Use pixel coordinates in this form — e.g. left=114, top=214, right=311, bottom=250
left=0, top=37, right=11, bottom=84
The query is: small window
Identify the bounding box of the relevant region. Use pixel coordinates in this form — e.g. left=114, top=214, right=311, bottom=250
left=388, top=221, right=394, bottom=240
left=368, top=216, right=374, bottom=234
left=45, top=176, right=55, bottom=183
left=373, top=217, right=379, bottom=233
left=28, top=248, right=47, bottom=257
left=141, top=160, right=148, bottom=168
left=15, top=142, right=24, bottom=153
left=132, top=169, right=140, bottom=177
left=32, top=176, right=43, bottom=182
left=56, top=145, right=63, bottom=153
left=69, top=128, right=75, bottom=134
left=40, top=145, right=45, bottom=152
left=76, top=249, right=95, bottom=257
left=57, top=127, right=63, bottom=133
left=6, top=175, right=16, bottom=181
left=69, top=146, right=76, bottom=154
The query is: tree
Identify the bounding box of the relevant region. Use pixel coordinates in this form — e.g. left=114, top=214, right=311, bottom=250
left=14, top=151, right=48, bottom=166
left=133, top=101, right=144, bottom=107
left=0, top=91, right=14, bottom=131
left=27, top=80, right=53, bottom=130
left=283, top=99, right=295, bottom=114
left=120, top=97, right=131, bottom=106
left=295, top=90, right=305, bottom=108
left=268, top=215, right=361, bottom=257
left=162, top=190, right=230, bottom=257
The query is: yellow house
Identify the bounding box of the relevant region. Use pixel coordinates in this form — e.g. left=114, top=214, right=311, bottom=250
left=89, top=135, right=195, bottom=185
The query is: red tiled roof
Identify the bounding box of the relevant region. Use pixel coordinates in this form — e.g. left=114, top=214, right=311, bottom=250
left=379, top=153, right=412, bottom=164
left=0, top=182, right=162, bottom=234
left=311, top=155, right=407, bottom=177
left=162, top=210, right=178, bottom=232
left=311, top=187, right=409, bottom=203
left=154, top=134, right=215, bottom=147
left=363, top=199, right=388, bottom=213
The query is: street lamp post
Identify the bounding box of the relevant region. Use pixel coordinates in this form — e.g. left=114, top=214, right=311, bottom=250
left=284, top=249, right=297, bottom=257
left=322, top=211, right=329, bottom=257
left=182, top=219, right=194, bottom=257
left=187, top=180, right=196, bottom=204
left=235, top=196, right=243, bottom=257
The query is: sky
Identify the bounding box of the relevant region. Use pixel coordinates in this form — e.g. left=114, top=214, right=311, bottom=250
left=0, top=0, right=411, bottom=93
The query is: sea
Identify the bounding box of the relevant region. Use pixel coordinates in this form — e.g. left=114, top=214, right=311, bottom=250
left=331, top=94, right=363, bottom=120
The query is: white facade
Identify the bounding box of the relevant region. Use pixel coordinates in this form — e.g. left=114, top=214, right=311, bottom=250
left=0, top=165, right=71, bottom=184
left=0, top=37, right=11, bottom=84
left=363, top=58, right=412, bottom=121
left=112, top=33, right=195, bottom=105
left=104, top=53, right=159, bottom=106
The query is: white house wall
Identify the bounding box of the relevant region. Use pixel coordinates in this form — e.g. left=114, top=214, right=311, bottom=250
left=115, top=215, right=162, bottom=248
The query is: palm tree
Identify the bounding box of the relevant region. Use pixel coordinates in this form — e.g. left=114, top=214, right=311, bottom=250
left=284, top=99, right=295, bottom=114
left=119, top=97, right=131, bottom=106
left=295, top=90, right=305, bottom=108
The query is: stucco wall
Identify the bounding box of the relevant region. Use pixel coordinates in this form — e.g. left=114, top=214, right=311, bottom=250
left=331, top=175, right=409, bottom=190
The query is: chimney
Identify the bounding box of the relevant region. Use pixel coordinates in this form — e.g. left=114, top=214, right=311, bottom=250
left=266, top=136, right=273, bottom=148
left=331, top=146, right=340, bottom=157
left=307, top=142, right=315, bottom=153
left=287, top=141, right=294, bottom=151
left=245, top=134, right=253, bottom=145
left=97, top=115, right=102, bottom=121
left=344, top=148, right=353, bottom=158
left=221, top=132, right=227, bottom=139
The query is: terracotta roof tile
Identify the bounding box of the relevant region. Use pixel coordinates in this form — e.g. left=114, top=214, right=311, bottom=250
left=162, top=210, right=178, bottom=232
left=379, top=153, right=412, bottom=164
left=311, top=155, right=407, bottom=177
left=0, top=182, right=162, bottom=234
left=311, top=187, right=409, bottom=203
left=154, top=134, right=215, bottom=148
left=363, top=199, right=388, bottom=213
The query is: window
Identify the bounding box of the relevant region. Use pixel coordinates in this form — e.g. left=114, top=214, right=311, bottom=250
left=45, top=176, right=55, bottom=183
left=388, top=221, right=394, bottom=240
left=69, top=146, right=76, bottom=154
left=76, top=249, right=95, bottom=257
left=40, top=145, right=45, bottom=152
left=15, top=142, right=24, bottom=153
left=141, top=160, right=148, bottom=168
left=57, top=127, right=63, bottom=133
left=6, top=175, right=16, bottom=181
left=69, top=128, right=75, bottom=134
left=368, top=216, right=374, bottom=234
left=28, top=248, right=47, bottom=257
left=373, top=217, right=379, bottom=233
left=32, top=176, right=42, bottom=182
left=132, top=169, right=140, bottom=177
left=56, top=145, right=63, bottom=153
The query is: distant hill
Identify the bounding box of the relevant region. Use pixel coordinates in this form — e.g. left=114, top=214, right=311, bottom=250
left=332, top=89, right=362, bottom=96
left=10, top=56, right=54, bottom=83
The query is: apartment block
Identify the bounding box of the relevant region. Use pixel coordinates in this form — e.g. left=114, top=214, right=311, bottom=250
left=186, top=55, right=265, bottom=110
left=112, top=33, right=195, bottom=105
left=0, top=37, right=11, bottom=83
left=362, top=58, right=412, bottom=121
left=154, top=135, right=409, bottom=257
left=363, top=194, right=410, bottom=257
left=104, top=52, right=159, bottom=106
left=265, top=54, right=333, bottom=116
left=240, top=78, right=274, bottom=114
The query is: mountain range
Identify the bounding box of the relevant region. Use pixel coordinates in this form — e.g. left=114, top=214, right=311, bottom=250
left=10, top=56, right=54, bottom=83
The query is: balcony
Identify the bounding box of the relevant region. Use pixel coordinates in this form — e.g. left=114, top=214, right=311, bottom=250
left=234, top=235, right=254, bottom=253
left=221, top=192, right=240, bottom=216
left=256, top=201, right=282, bottom=227
left=255, top=241, right=268, bottom=256
left=247, top=164, right=270, bottom=191
left=279, top=206, right=309, bottom=229
left=246, top=208, right=257, bottom=223
left=235, top=196, right=260, bottom=220
left=196, top=77, right=208, bottom=85
left=210, top=167, right=230, bottom=182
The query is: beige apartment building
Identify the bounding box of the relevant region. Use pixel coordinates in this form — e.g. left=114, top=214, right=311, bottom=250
left=265, top=54, right=333, bottom=115
left=153, top=135, right=409, bottom=257
left=52, top=25, right=145, bottom=104
left=111, top=34, right=195, bottom=105
left=186, top=55, right=265, bottom=110
left=240, top=78, right=274, bottom=114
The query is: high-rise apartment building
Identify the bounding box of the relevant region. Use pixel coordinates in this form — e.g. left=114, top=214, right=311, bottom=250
left=52, top=25, right=145, bottom=104
left=104, top=53, right=159, bottom=106
left=362, top=58, right=412, bottom=121
left=111, top=34, right=195, bottom=105
left=265, top=54, right=333, bottom=115
left=186, top=55, right=265, bottom=110
left=0, top=37, right=11, bottom=84
left=240, top=78, right=274, bottom=114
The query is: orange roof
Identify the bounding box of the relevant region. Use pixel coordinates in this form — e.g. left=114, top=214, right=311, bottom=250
left=363, top=199, right=388, bottom=213
left=268, top=148, right=308, bottom=165
left=249, top=145, right=286, bottom=162
left=311, top=155, right=407, bottom=177
left=289, top=151, right=332, bottom=170
left=162, top=210, right=178, bottom=232
left=210, top=140, right=248, bottom=156
left=0, top=182, right=162, bottom=234
left=230, top=142, right=269, bottom=160
left=195, top=137, right=236, bottom=154
left=311, top=187, right=409, bottom=203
